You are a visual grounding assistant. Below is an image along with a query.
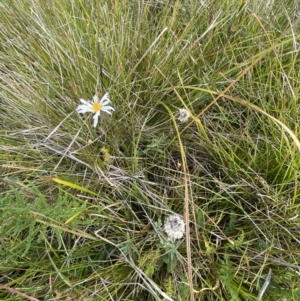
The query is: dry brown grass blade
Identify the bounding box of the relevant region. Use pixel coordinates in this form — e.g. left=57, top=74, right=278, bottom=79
left=0, top=284, right=41, bottom=301
left=155, top=66, right=195, bottom=300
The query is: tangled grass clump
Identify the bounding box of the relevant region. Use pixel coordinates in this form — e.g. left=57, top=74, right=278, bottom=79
left=1, top=0, right=300, bottom=300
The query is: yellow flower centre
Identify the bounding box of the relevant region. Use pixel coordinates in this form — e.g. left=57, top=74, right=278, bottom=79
left=92, top=102, right=102, bottom=112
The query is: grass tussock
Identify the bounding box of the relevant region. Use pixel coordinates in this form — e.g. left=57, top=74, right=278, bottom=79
left=1, top=0, right=300, bottom=300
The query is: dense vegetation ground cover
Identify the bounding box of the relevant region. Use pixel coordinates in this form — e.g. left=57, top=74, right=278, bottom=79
left=1, top=0, right=300, bottom=300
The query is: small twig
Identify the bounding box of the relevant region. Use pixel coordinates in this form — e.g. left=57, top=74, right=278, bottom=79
left=157, top=101, right=195, bottom=301
left=97, top=38, right=104, bottom=95
left=257, top=269, right=272, bottom=301
left=129, top=27, right=168, bottom=77
left=194, top=278, right=220, bottom=293
left=53, top=128, right=81, bottom=171
left=0, top=284, right=41, bottom=301
left=43, top=111, right=74, bottom=143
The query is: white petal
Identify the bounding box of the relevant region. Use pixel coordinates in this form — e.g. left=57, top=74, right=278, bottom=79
left=79, top=99, right=90, bottom=105
left=101, top=99, right=111, bottom=106
left=77, top=103, right=93, bottom=110
left=102, top=104, right=114, bottom=110
left=101, top=106, right=115, bottom=114
left=93, top=95, right=100, bottom=103
left=76, top=104, right=94, bottom=114
left=100, top=93, right=110, bottom=104
left=93, top=111, right=100, bottom=127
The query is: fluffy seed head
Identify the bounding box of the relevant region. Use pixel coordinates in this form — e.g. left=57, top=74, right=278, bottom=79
left=164, top=214, right=185, bottom=240
left=177, top=108, right=190, bottom=123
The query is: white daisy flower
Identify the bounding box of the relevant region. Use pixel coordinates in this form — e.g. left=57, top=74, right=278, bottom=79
left=76, top=93, right=115, bottom=127
left=177, top=108, right=190, bottom=123
left=164, top=214, right=185, bottom=240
